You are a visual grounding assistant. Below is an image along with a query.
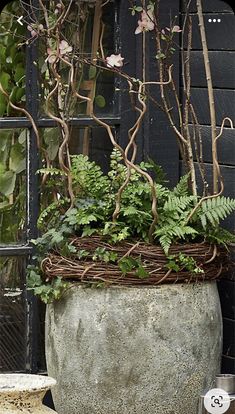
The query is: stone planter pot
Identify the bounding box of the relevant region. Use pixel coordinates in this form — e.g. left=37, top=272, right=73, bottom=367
left=0, top=374, right=57, bottom=413
left=46, top=282, right=222, bottom=414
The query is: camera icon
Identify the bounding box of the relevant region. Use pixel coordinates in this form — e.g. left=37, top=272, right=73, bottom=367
left=204, top=388, right=231, bottom=414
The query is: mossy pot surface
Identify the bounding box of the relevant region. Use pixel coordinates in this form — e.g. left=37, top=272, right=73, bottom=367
left=46, top=282, right=222, bottom=414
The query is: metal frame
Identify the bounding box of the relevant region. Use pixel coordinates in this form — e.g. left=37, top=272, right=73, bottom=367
left=0, top=0, right=121, bottom=373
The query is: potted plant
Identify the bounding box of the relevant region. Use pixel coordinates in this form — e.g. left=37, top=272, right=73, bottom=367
left=1, top=0, right=234, bottom=413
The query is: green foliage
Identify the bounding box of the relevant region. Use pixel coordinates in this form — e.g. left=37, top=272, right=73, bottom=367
left=0, top=2, right=26, bottom=115
left=165, top=253, right=204, bottom=274
left=92, top=247, right=118, bottom=263
left=203, top=227, right=235, bottom=248
left=172, top=174, right=191, bottom=197
left=27, top=152, right=235, bottom=302
left=155, top=224, right=198, bottom=255
left=197, top=197, right=235, bottom=229
left=95, top=95, right=106, bottom=108
left=118, top=256, right=150, bottom=279
left=71, top=155, right=110, bottom=199
left=27, top=268, right=68, bottom=303
left=0, top=129, right=26, bottom=243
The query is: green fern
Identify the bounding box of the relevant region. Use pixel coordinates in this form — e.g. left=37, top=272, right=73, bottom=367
left=37, top=167, right=67, bottom=176
left=155, top=184, right=170, bottom=202
left=155, top=224, right=198, bottom=254
left=198, top=196, right=235, bottom=229
left=205, top=227, right=235, bottom=248
left=71, top=155, right=110, bottom=199
left=37, top=198, right=70, bottom=229
left=172, top=174, right=190, bottom=197
left=164, top=195, right=196, bottom=213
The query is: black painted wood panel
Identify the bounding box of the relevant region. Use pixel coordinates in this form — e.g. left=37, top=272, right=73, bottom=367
left=185, top=14, right=235, bottom=51
left=222, top=356, right=235, bottom=374
left=189, top=88, right=235, bottom=125
left=218, top=280, right=235, bottom=319
left=143, top=0, right=180, bottom=186
left=223, top=318, right=235, bottom=357
left=188, top=125, right=235, bottom=165
left=189, top=51, right=235, bottom=89
left=181, top=0, right=234, bottom=13
left=181, top=0, right=235, bottom=379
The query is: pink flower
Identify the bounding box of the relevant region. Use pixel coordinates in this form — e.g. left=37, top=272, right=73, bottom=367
left=45, top=41, right=72, bottom=64
left=59, top=40, right=73, bottom=55
left=165, top=25, right=182, bottom=33
left=46, top=48, right=58, bottom=64
left=55, top=3, right=62, bottom=14
left=172, top=25, right=182, bottom=33
left=106, top=54, right=124, bottom=68
left=135, top=10, right=155, bottom=35
left=27, top=24, right=43, bottom=38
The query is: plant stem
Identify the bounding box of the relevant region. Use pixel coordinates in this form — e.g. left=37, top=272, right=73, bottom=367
left=196, top=0, right=218, bottom=194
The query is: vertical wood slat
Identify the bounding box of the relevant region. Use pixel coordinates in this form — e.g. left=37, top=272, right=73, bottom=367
left=181, top=0, right=234, bottom=13
left=145, top=0, right=180, bottom=186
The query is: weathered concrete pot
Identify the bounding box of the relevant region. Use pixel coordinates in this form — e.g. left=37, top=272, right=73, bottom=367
left=46, top=282, right=222, bottom=414
left=0, top=374, right=57, bottom=413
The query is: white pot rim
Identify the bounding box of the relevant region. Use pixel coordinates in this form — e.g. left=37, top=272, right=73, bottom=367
left=0, top=374, right=56, bottom=393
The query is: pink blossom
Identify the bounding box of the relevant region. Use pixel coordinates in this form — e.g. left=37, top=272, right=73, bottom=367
left=106, top=54, right=124, bottom=68
left=59, top=40, right=73, bottom=55
left=27, top=24, right=43, bottom=38
left=172, top=25, right=182, bottom=33
left=45, top=40, right=72, bottom=64
left=165, top=25, right=182, bottom=33
left=46, top=48, right=58, bottom=64
left=135, top=10, right=155, bottom=35
left=55, top=3, right=62, bottom=14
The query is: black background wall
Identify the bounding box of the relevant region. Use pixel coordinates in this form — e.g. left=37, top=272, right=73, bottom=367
left=144, top=0, right=235, bottom=373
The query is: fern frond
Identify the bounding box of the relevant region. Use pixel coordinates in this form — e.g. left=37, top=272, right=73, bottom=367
left=155, top=184, right=170, bottom=201
left=164, top=195, right=196, bottom=213
left=155, top=224, right=198, bottom=253
left=71, top=155, right=110, bottom=198
left=38, top=199, right=69, bottom=228
left=206, top=227, right=235, bottom=248
left=172, top=174, right=190, bottom=197
left=199, top=196, right=235, bottom=228
left=37, top=168, right=67, bottom=175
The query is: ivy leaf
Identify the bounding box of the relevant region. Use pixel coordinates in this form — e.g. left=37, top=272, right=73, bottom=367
left=136, top=265, right=149, bottom=279
left=0, top=72, right=11, bottom=90
left=77, top=249, right=89, bottom=259
left=18, top=130, right=27, bottom=145
left=44, top=128, right=60, bottom=161
left=0, top=170, right=16, bottom=196
left=0, top=201, right=10, bottom=210
left=27, top=271, right=42, bottom=288
left=118, top=257, right=139, bottom=275
left=77, top=213, right=97, bottom=225
left=165, top=260, right=180, bottom=272
left=10, top=142, right=25, bottom=173
left=89, top=66, right=97, bottom=79
left=14, top=65, right=25, bottom=84
left=95, top=95, right=106, bottom=108
left=15, top=87, right=25, bottom=102
left=0, top=92, right=7, bottom=116
left=81, top=226, right=97, bottom=237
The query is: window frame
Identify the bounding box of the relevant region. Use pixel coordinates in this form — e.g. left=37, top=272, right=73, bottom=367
left=0, top=0, right=121, bottom=372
